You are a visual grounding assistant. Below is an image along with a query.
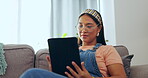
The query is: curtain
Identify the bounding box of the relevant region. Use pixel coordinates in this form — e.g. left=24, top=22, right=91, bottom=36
left=0, top=0, right=99, bottom=52
left=49, top=0, right=99, bottom=38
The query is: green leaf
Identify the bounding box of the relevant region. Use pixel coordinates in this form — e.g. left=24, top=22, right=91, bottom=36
left=61, top=33, right=67, bottom=38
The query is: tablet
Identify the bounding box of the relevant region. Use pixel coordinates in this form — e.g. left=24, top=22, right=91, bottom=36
left=47, top=37, right=81, bottom=76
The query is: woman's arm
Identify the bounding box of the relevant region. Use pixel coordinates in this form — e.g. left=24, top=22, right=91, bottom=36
left=94, top=64, right=127, bottom=78
left=95, top=45, right=127, bottom=78
left=107, top=63, right=127, bottom=78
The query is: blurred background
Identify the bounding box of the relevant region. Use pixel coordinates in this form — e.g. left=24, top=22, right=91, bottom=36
left=0, top=0, right=148, bottom=65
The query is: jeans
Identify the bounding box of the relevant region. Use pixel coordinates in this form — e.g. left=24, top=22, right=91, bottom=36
left=19, top=68, right=67, bottom=78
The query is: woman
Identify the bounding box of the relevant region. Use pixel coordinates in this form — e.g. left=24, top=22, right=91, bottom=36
left=20, top=9, right=126, bottom=78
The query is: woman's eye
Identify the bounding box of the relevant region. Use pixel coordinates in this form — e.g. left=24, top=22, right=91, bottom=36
left=79, top=25, right=83, bottom=28
left=87, top=26, right=93, bottom=28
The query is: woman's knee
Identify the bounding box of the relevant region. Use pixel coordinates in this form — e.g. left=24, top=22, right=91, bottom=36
left=20, top=68, right=67, bottom=78
left=20, top=68, right=46, bottom=78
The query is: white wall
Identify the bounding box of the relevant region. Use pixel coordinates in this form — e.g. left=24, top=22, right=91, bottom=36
left=114, top=0, right=148, bottom=65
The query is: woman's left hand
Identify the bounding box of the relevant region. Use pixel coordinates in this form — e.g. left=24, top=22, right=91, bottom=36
left=65, top=61, right=92, bottom=78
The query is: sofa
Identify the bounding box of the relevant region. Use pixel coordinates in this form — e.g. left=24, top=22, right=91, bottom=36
left=0, top=44, right=148, bottom=78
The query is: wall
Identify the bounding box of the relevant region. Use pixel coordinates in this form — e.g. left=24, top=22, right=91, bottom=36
left=114, top=0, right=148, bottom=65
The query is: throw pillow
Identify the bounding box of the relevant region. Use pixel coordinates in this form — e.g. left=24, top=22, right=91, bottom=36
left=121, top=54, right=134, bottom=78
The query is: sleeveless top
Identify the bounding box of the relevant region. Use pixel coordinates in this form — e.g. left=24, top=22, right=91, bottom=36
left=79, top=43, right=102, bottom=77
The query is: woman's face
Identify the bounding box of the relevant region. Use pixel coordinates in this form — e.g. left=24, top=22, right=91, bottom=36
left=77, top=14, right=101, bottom=45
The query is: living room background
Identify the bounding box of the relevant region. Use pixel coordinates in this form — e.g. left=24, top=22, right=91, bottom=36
left=0, top=0, right=116, bottom=52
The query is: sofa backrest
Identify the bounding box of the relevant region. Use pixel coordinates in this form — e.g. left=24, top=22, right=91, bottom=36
left=0, top=44, right=129, bottom=78
left=35, top=49, right=49, bottom=70
left=114, top=45, right=129, bottom=57
left=0, top=44, right=35, bottom=78
left=35, top=45, right=129, bottom=70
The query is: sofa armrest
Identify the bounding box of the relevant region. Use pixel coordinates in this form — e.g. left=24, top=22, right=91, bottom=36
left=129, top=64, right=148, bottom=78
left=0, top=44, right=35, bottom=78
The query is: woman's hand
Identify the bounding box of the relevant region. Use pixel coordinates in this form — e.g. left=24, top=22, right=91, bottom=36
left=65, top=61, right=92, bottom=78
left=46, top=55, right=52, bottom=71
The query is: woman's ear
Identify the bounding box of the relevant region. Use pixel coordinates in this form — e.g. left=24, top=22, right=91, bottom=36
left=98, top=25, right=102, bottom=33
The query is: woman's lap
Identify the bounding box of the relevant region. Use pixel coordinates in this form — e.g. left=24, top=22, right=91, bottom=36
left=19, top=68, right=67, bottom=78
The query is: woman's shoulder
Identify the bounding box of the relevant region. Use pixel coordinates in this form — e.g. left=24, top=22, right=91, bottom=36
left=100, top=45, right=114, bottom=48
left=99, top=45, right=115, bottom=51
left=96, top=45, right=117, bottom=55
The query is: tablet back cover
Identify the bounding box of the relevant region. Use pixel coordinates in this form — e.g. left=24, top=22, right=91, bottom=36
left=47, top=37, right=81, bottom=76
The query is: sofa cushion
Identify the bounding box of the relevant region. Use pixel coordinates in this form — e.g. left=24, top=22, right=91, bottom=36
left=114, top=45, right=133, bottom=78
left=129, top=64, right=148, bottom=78
left=122, top=54, right=134, bottom=78
left=0, top=44, right=35, bottom=78
left=114, top=45, right=129, bottom=57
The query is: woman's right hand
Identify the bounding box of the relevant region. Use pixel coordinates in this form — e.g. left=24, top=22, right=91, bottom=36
left=46, top=55, right=52, bottom=71
left=65, top=62, right=92, bottom=78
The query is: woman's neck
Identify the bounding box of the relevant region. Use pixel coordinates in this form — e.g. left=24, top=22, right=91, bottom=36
left=82, top=42, right=97, bottom=46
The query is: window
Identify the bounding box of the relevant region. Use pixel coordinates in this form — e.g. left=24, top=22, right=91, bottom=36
left=1, top=0, right=114, bottom=52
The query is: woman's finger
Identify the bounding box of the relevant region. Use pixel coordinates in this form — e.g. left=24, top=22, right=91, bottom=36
left=72, top=61, right=82, bottom=73
left=81, top=62, right=87, bottom=71
left=66, top=66, right=78, bottom=77
left=65, top=72, right=74, bottom=78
